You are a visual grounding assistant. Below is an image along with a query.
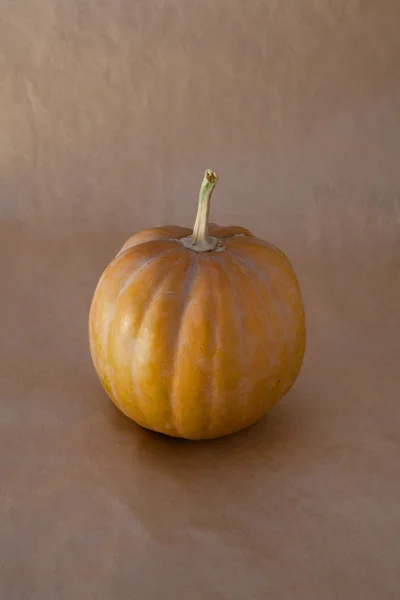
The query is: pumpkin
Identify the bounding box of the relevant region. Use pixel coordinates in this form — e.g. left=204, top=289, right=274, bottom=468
left=88, top=169, right=306, bottom=440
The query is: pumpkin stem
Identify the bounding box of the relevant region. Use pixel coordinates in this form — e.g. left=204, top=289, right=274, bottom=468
left=180, top=169, right=222, bottom=252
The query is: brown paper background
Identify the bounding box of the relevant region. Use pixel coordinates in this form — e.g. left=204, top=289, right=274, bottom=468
left=1, top=1, right=399, bottom=598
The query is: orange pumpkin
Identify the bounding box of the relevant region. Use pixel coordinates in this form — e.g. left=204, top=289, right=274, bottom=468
left=88, top=170, right=306, bottom=440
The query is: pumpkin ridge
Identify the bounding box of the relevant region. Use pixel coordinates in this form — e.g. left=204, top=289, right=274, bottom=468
left=108, top=254, right=185, bottom=424
left=90, top=247, right=178, bottom=400
left=116, top=247, right=180, bottom=301
left=227, top=248, right=293, bottom=399
left=127, top=261, right=187, bottom=430
left=204, top=258, right=217, bottom=437
left=225, top=251, right=276, bottom=367
left=243, top=251, right=304, bottom=393
left=215, top=255, right=248, bottom=415
left=206, top=260, right=221, bottom=436
left=204, top=259, right=246, bottom=437
left=169, top=254, right=199, bottom=434
left=101, top=247, right=179, bottom=408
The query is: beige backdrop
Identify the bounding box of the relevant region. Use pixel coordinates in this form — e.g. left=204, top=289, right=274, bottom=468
left=1, top=1, right=399, bottom=598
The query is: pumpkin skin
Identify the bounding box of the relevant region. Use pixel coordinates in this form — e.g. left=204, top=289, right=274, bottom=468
left=88, top=173, right=306, bottom=440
